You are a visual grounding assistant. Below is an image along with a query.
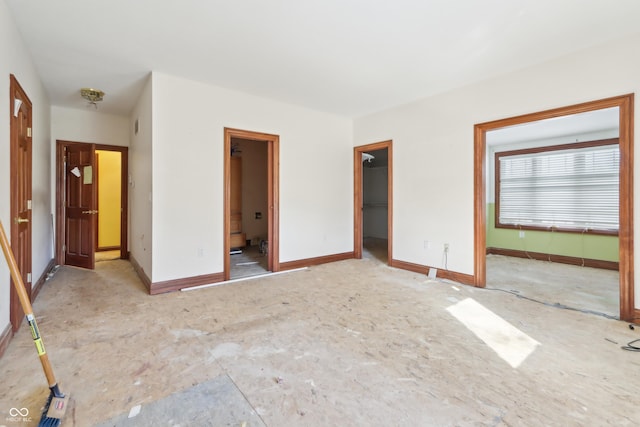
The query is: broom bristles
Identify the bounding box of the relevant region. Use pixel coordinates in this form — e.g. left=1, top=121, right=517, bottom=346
left=37, top=391, right=62, bottom=427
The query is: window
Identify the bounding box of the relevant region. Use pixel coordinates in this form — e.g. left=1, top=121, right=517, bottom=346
left=495, top=139, right=619, bottom=235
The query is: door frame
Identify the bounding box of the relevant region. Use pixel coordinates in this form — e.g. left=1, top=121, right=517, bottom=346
left=9, top=74, right=32, bottom=331
left=223, top=128, right=279, bottom=281
left=474, top=94, right=635, bottom=321
left=354, top=140, right=393, bottom=262
left=56, top=140, right=129, bottom=265
left=95, top=149, right=126, bottom=252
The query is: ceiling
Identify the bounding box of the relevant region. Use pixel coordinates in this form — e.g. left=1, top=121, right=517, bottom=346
left=6, top=1, right=640, bottom=117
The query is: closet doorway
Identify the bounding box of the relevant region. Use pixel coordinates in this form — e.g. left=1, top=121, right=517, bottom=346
left=354, top=140, right=393, bottom=264
left=224, top=128, right=280, bottom=280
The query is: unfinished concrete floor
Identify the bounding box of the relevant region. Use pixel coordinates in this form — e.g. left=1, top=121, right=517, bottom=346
left=1, top=255, right=639, bottom=426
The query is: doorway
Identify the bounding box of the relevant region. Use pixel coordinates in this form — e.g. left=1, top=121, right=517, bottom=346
left=354, top=141, right=393, bottom=264
left=56, top=141, right=128, bottom=269
left=96, top=149, right=123, bottom=261
left=9, top=75, right=32, bottom=332
left=485, top=109, right=620, bottom=317
left=474, top=95, right=634, bottom=321
left=224, top=128, right=279, bottom=281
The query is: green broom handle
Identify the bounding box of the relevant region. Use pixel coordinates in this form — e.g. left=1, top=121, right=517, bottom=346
left=0, top=220, right=59, bottom=389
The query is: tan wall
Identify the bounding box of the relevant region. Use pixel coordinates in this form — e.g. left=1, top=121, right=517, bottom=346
left=97, top=150, right=121, bottom=248
left=235, top=139, right=269, bottom=244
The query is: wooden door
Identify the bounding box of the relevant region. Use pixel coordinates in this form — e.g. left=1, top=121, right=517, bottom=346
left=9, top=75, right=33, bottom=331
left=64, top=143, right=97, bottom=269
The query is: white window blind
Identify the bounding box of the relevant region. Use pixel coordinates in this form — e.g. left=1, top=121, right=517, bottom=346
left=497, top=143, right=619, bottom=232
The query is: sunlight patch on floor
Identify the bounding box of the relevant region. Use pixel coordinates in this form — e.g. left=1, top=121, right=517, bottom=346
left=446, top=298, right=540, bottom=368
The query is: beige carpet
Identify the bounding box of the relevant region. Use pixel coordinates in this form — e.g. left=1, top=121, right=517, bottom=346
left=0, top=256, right=638, bottom=426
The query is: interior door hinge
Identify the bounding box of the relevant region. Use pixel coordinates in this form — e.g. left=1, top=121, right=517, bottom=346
left=27, top=127, right=32, bottom=138
left=27, top=272, right=32, bottom=283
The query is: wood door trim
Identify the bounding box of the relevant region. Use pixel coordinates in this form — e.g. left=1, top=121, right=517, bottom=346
left=96, top=144, right=129, bottom=259
left=224, top=128, right=279, bottom=281
left=0, top=323, right=12, bottom=359
left=280, top=251, right=354, bottom=271
left=486, top=247, right=619, bottom=271
left=55, top=141, right=129, bottom=265
left=94, top=151, right=100, bottom=250
left=474, top=94, right=634, bottom=321
left=353, top=140, right=393, bottom=263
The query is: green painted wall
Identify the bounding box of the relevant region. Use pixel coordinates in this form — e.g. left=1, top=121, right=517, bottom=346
left=487, top=203, right=618, bottom=262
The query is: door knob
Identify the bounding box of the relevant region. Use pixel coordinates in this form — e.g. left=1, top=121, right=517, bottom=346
left=14, top=217, right=29, bottom=224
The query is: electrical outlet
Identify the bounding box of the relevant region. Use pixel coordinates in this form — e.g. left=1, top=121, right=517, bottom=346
left=444, top=243, right=450, bottom=253
left=519, top=230, right=525, bottom=238
left=424, top=240, right=430, bottom=249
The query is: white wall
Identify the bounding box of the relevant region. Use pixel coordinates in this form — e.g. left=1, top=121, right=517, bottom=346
left=151, top=72, right=353, bottom=282
left=129, top=76, right=153, bottom=279
left=51, top=106, right=129, bottom=147
left=355, top=32, right=640, bottom=308
left=0, top=0, right=51, bottom=334
left=49, top=106, right=130, bottom=257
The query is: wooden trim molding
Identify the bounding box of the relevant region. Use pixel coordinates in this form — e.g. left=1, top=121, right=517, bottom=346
left=31, top=259, right=57, bottom=302
left=95, top=144, right=129, bottom=260
left=0, top=324, right=12, bottom=359
left=129, top=254, right=151, bottom=293
left=353, top=140, right=393, bottom=262
left=56, top=141, right=129, bottom=265
left=390, top=259, right=475, bottom=285
left=1, top=259, right=55, bottom=357
left=475, top=94, right=635, bottom=321
left=487, top=248, right=619, bottom=271
left=97, top=246, right=121, bottom=252
left=280, top=252, right=355, bottom=271
left=224, top=128, right=280, bottom=280
left=150, top=272, right=225, bottom=295
left=131, top=254, right=223, bottom=295
left=474, top=124, right=487, bottom=287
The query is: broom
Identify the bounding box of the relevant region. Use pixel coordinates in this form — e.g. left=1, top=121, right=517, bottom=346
left=0, top=220, right=69, bottom=426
